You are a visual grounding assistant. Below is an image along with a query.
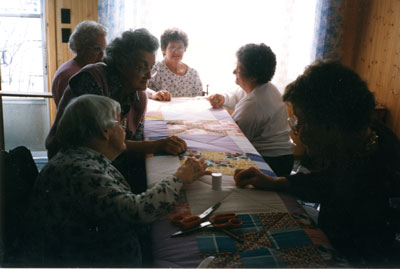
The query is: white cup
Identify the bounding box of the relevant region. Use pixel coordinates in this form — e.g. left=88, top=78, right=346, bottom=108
left=211, top=172, right=222, bottom=190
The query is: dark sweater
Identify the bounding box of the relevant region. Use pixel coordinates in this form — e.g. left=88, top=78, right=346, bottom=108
left=287, top=124, right=400, bottom=266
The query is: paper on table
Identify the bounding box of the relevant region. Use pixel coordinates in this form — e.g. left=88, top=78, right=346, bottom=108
left=184, top=174, right=288, bottom=215
left=145, top=155, right=181, bottom=187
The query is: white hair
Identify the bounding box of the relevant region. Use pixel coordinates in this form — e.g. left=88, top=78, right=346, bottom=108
left=68, top=20, right=107, bottom=53
left=56, top=94, right=121, bottom=147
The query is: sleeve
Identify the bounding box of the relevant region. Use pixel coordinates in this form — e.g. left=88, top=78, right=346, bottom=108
left=69, top=71, right=104, bottom=96
left=223, top=88, right=246, bottom=111
left=232, top=100, right=261, bottom=141
left=76, top=168, right=184, bottom=225
left=286, top=171, right=334, bottom=203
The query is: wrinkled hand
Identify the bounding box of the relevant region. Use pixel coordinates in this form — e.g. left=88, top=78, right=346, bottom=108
left=234, top=167, right=275, bottom=189
left=157, top=136, right=187, bottom=155
left=174, top=157, right=211, bottom=184
left=207, top=94, right=225, bottom=108
left=153, top=90, right=171, bottom=101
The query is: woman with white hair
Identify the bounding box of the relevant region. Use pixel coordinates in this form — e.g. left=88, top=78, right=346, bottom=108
left=26, top=94, right=209, bottom=267
left=51, top=20, right=107, bottom=106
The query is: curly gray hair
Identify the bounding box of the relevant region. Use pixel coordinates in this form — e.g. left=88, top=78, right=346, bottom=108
left=56, top=94, right=121, bottom=147
left=103, top=28, right=159, bottom=69
left=68, top=20, right=107, bottom=54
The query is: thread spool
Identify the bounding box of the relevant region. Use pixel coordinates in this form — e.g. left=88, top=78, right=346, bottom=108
left=212, top=172, right=222, bottom=190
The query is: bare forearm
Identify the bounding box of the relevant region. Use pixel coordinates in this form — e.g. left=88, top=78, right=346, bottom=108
left=125, top=139, right=160, bottom=154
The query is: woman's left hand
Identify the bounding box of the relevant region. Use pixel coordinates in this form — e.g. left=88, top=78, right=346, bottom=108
left=234, top=167, right=289, bottom=190
left=174, top=157, right=211, bottom=184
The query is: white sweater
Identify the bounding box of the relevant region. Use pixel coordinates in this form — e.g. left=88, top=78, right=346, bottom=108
left=223, top=83, right=294, bottom=157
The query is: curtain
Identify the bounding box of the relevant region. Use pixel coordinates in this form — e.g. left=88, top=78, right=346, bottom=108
left=98, top=0, right=126, bottom=43
left=311, top=0, right=345, bottom=61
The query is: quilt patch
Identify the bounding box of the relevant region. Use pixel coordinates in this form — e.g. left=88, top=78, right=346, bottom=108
left=179, top=151, right=257, bottom=176
left=167, top=120, right=244, bottom=136
left=196, top=213, right=346, bottom=268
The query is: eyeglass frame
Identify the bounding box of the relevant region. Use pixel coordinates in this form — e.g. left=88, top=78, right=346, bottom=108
left=111, top=118, right=127, bottom=130
left=167, top=46, right=186, bottom=52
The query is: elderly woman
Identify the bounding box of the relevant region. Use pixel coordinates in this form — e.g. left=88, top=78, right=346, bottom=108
left=51, top=20, right=107, bottom=106
left=208, top=43, right=294, bottom=176
left=26, top=94, right=209, bottom=267
left=46, top=28, right=187, bottom=192
left=147, top=28, right=203, bottom=100
left=234, top=60, right=400, bottom=266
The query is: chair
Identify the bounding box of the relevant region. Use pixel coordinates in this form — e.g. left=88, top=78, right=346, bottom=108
left=0, top=146, right=38, bottom=266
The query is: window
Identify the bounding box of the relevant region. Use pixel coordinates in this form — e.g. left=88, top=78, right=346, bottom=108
left=123, top=0, right=317, bottom=94
left=0, top=0, right=49, bottom=151
left=0, top=0, right=47, bottom=93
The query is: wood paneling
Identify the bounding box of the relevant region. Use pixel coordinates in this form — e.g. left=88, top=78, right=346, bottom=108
left=342, top=0, right=400, bottom=138
left=45, top=0, right=98, bottom=123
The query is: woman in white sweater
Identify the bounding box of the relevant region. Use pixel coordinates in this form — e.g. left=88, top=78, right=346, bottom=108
left=208, top=43, right=294, bottom=176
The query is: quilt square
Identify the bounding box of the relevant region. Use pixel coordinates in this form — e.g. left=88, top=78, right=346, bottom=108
left=267, top=228, right=313, bottom=249
left=240, top=248, right=284, bottom=268
left=179, top=151, right=257, bottom=176
left=197, top=235, right=238, bottom=253
left=166, top=120, right=245, bottom=136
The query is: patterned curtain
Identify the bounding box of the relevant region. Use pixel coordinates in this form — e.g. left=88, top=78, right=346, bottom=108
left=98, top=0, right=125, bottom=43
left=311, top=0, right=345, bottom=61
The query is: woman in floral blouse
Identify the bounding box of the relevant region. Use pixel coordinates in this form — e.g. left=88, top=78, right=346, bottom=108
left=25, top=95, right=209, bottom=267
left=147, top=28, right=203, bottom=100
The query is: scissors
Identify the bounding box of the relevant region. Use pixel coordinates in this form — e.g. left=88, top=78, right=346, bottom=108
left=171, top=211, right=243, bottom=238
left=209, top=212, right=242, bottom=228
left=170, top=202, right=221, bottom=231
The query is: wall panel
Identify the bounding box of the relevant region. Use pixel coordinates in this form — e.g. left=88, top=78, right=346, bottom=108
left=342, top=0, right=400, bottom=138
left=46, top=0, right=98, bottom=123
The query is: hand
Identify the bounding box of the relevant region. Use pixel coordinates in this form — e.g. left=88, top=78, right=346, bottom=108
left=174, top=157, right=211, bottom=184
left=153, top=90, right=171, bottom=101
left=207, top=94, right=225, bottom=108
left=157, top=136, right=187, bottom=155
left=234, top=167, right=276, bottom=189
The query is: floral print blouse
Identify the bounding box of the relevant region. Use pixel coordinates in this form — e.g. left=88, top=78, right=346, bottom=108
left=25, top=147, right=183, bottom=266
left=148, top=59, right=203, bottom=97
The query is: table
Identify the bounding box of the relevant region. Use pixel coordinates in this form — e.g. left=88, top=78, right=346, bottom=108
left=144, top=97, right=347, bottom=268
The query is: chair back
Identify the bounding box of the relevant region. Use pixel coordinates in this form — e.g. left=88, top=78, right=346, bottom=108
left=0, top=146, right=38, bottom=266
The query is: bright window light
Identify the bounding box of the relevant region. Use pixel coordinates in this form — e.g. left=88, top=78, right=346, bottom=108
left=125, top=0, right=317, bottom=94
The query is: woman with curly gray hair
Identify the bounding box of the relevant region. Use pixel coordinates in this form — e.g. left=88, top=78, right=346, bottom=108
left=46, top=28, right=187, bottom=193
left=52, top=20, right=107, bottom=106
left=208, top=43, right=294, bottom=176
left=147, top=28, right=203, bottom=100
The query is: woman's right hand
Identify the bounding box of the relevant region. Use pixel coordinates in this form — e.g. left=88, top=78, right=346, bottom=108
left=174, top=157, right=211, bottom=184
left=152, top=90, right=171, bottom=101
left=207, top=94, right=225, bottom=108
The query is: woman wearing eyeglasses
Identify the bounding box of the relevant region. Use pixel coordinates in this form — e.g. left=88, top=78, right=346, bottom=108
left=147, top=28, right=203, bottom=100
left=27, top=94, right=209, bottom=267
left=234, top=60, right=400, bottom=266
left=46, top=29, right=187, bottom=193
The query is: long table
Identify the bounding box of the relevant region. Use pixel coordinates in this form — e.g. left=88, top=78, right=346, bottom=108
left=144, top=97, right=347, bottom=268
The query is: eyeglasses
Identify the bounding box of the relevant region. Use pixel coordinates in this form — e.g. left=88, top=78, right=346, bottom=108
left=88, top=46, right=105, bottom=54
left=133, top=64, right=154, bottom=75
left=167, top=47, right=185, bottom=52
left=287, top=116, right=301, bottom=135
left=111, top=118, right=127, bottom=130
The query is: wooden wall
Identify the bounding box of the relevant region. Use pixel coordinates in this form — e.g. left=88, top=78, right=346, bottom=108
left=45, top=0, right=98, bottom=123
left=342, top=0, right=400, bottom=138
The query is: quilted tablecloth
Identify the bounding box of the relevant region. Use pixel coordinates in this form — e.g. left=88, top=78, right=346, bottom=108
left=144, top=98, right=347, bottom=267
